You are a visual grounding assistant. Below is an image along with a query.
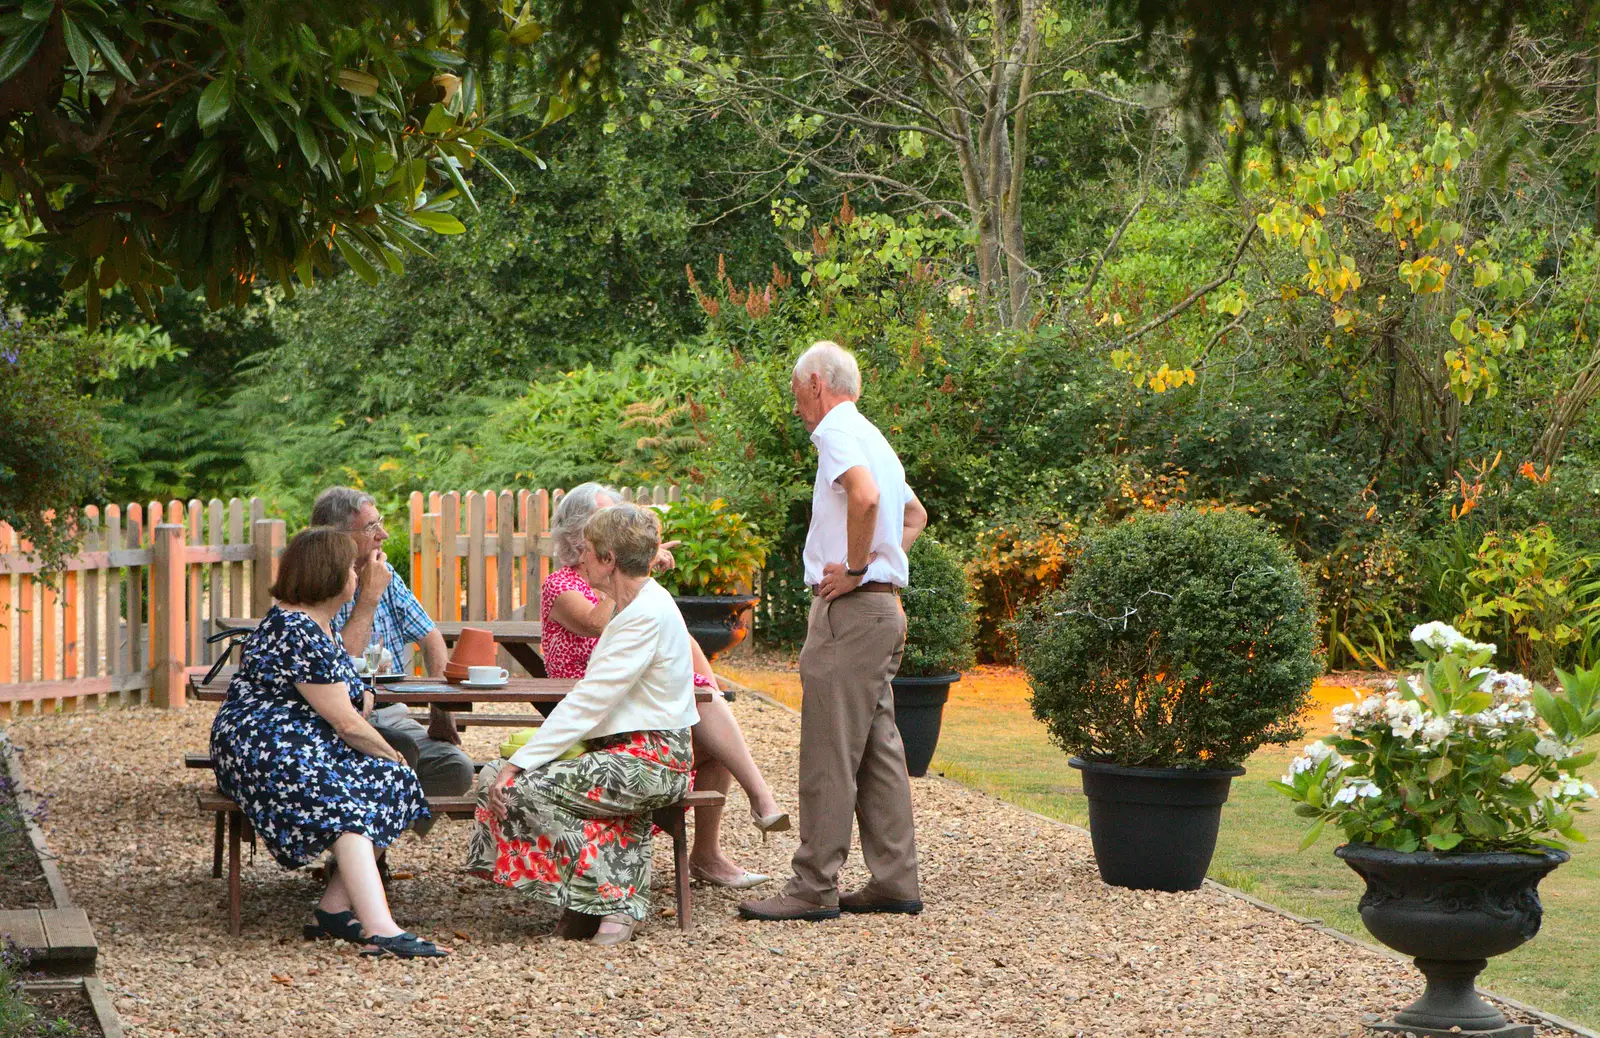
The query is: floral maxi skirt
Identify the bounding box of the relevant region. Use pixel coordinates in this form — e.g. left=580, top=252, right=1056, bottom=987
left=465, top=729, right=693, bottom=921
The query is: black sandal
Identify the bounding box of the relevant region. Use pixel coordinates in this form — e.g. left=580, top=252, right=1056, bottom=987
left=359, top=932, right=450, bottom=959
left=303, top=909, right=365, bottom=944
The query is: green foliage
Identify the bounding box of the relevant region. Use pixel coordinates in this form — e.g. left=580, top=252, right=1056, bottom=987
left=0, top=311, right=105, bottom=576
left=1018, top=508, right=1321, bottom=769
left=654, top=495, right=767, bottom=596
left=900, top=536, right=976, bottom=678
left=0, top=0, right=560, bottom=325
left=1275, top=626, right=1600, bottom=853
left=1450, top=526, right=1600, bottom=678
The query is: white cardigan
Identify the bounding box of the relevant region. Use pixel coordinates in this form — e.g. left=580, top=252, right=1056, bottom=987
left=508, top=578, right=700, bottom=771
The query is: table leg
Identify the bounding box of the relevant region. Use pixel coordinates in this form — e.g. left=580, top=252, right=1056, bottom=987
left=502, top=642, right=548, bottom=678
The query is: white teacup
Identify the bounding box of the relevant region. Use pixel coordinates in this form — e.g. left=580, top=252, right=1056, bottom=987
left=349, top=654, right=370, bottom=676
left=467, top=665, right=509, bottom=685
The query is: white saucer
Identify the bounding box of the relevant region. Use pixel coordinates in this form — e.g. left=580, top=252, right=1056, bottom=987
left=460, top=680, right=510, bottom=690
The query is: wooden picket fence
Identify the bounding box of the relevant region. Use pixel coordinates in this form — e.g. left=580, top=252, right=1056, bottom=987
left=0, top=498, right=284, bottom=719
left=406, top=485, right=681, bottom=628
left=0, top=485, right=683, bottom=718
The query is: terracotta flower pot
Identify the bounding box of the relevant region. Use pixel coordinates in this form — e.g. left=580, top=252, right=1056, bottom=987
left=444, top=626, right=496, bottom=684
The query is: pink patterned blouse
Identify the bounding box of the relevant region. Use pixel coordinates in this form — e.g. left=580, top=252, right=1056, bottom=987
left=540, top=566, right=714, bottom=687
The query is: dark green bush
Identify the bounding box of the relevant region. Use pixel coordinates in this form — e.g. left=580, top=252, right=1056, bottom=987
left=900, top=537, right=977, bottom=677
left=1017, top=508, right=1320, bottom=769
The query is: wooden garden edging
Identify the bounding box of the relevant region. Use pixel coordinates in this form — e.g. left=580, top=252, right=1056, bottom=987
left=1, top=485, right=684, bottom=714
left=0, top=733, right=124, bottom=1036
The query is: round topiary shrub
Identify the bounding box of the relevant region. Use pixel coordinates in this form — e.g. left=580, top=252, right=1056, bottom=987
left=900, top=536, right=977, bottom=678
left=1016, top=507, right=1319, bottom=770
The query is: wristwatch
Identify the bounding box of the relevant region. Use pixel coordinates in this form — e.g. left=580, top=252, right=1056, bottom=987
left=845, top=563, right=869, bottom=577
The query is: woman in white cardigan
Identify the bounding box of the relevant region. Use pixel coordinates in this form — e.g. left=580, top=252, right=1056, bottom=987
left=466, top=504, right=699, bottom=945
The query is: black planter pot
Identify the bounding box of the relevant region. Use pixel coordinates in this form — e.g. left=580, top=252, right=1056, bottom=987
left=1335, top=843, right=1569, bottom=1035
left=1068, top=758, right=1244, bottom=892
left=891, top=672, right=959, bottom=777
left=672, top=594, right=760, bottom=661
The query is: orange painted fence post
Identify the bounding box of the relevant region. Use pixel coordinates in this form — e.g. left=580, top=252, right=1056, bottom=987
left=151, top=523, right=188, bottom=708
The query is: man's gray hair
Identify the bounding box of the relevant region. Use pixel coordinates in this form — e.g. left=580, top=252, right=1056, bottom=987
left=311, top=486, right=376, bottom=530
left=552, top=481, right=620, bottom=568
left=793, top=340, right=861, bottom=398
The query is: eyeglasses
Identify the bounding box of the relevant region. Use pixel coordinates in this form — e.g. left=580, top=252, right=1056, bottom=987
left=357, top=516, right=386, bottom=536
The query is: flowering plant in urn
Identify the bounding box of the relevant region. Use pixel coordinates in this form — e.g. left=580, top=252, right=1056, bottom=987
left=1274, top=622, right=1600, bottom=853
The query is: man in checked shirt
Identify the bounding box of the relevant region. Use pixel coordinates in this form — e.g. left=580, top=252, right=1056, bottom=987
left=312, top=486, right=475, bottom=799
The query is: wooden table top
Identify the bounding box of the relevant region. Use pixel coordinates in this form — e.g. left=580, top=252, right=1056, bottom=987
left=185, top=668, right=712, bottom=704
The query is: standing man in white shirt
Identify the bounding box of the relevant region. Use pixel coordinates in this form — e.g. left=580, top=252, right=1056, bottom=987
left=740, top=341, right=929, bottom=922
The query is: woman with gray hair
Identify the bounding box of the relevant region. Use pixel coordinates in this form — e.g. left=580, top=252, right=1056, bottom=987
left=468, top=503, right=700, bottom=943
left=535, top=482, right=788, bottom=889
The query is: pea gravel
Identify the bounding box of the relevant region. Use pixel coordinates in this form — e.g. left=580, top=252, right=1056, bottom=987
left=5, top=697, right=1577, bottom=1038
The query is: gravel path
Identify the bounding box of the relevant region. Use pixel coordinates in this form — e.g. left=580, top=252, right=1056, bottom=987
left=6, top=696, right=1576, bottom=1038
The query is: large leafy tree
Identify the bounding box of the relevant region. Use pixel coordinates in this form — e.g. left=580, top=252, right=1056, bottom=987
left=645, top=0, right=1147, bottom=328
left=0, top=0, right=566, bottom=326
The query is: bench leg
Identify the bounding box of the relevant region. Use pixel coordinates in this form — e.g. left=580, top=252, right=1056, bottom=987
left=670, top=808, right=691, bottom=931
left=212, top=812, right=224, bottom=879
left=227, top=810, right=242, bottom=938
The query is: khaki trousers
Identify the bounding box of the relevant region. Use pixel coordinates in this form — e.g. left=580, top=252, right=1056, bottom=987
left=785, top=591, right=920, bottom=906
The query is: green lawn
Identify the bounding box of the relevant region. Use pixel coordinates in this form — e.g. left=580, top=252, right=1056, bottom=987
left=918, top=667, right=1600, bottom=1031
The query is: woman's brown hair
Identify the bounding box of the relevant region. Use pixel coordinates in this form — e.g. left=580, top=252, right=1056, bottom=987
left=269, top=527, right=358, bottom=606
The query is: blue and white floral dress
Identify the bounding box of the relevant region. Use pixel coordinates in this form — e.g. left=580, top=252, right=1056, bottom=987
left=209, top=605, right=429, bottom=868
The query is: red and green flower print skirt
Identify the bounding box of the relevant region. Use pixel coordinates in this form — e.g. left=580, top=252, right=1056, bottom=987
left=465, top=728, right=693, bottom=921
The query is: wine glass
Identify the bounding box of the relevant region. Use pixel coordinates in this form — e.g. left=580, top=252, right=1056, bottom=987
left=364, top=637, right=385, bottom=679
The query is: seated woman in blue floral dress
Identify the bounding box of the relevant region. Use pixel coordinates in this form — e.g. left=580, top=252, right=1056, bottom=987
left=210, top=527, right=448, bottom=959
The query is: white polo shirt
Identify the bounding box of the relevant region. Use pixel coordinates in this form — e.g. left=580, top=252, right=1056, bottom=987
left=803, top=400, right=911, bottom=587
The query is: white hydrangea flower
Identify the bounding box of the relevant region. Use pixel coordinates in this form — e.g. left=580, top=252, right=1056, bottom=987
left=1411, top=621, right=1462, bottom=650
left=1552, top=777, right=1599, bottom=801
left=1290, top=741, right=1346, bottom=776
left=1481, top=670, right=1533, bottom=703
left=1331, top=703, right=1356, bottom=732
left=1413, top=621, right=1495, bottom=656
left=1421, top=716, right=1453, bottom=744
left=1354, top=694, right=1387, bottom=720
left=1385, top=698, right=1424, bottom=739
left=1331, top=781, right=1382, bottom=806
left=1534, top=738, right=1568, bottom=760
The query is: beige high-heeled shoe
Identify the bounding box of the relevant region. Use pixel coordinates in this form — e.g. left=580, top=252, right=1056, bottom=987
left=752, top=809, right=791, bottom=843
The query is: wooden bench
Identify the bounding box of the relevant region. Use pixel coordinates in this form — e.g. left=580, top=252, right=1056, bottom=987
left=188, top=763, right=723, bottom=937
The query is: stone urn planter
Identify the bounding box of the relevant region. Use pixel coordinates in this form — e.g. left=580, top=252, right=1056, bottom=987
left=1335, top=843, right=1568, bottom=1037
left=672, top=594, right=760, bottom=661
left=1070, top=758, right=1245, bottom=892
left=890, top=672, right=960, bottom=777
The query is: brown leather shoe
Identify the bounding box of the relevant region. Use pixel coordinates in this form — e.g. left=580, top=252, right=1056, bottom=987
left=839, top=887, right=923, bottom=915
left=737, top=894, right=840, bottom=921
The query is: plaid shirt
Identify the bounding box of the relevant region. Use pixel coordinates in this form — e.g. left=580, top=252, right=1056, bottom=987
left=331, top=563, right=436, bottom=673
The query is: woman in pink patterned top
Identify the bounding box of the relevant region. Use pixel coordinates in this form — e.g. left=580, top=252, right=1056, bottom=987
left=540, top=483, right=789, bottom=888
